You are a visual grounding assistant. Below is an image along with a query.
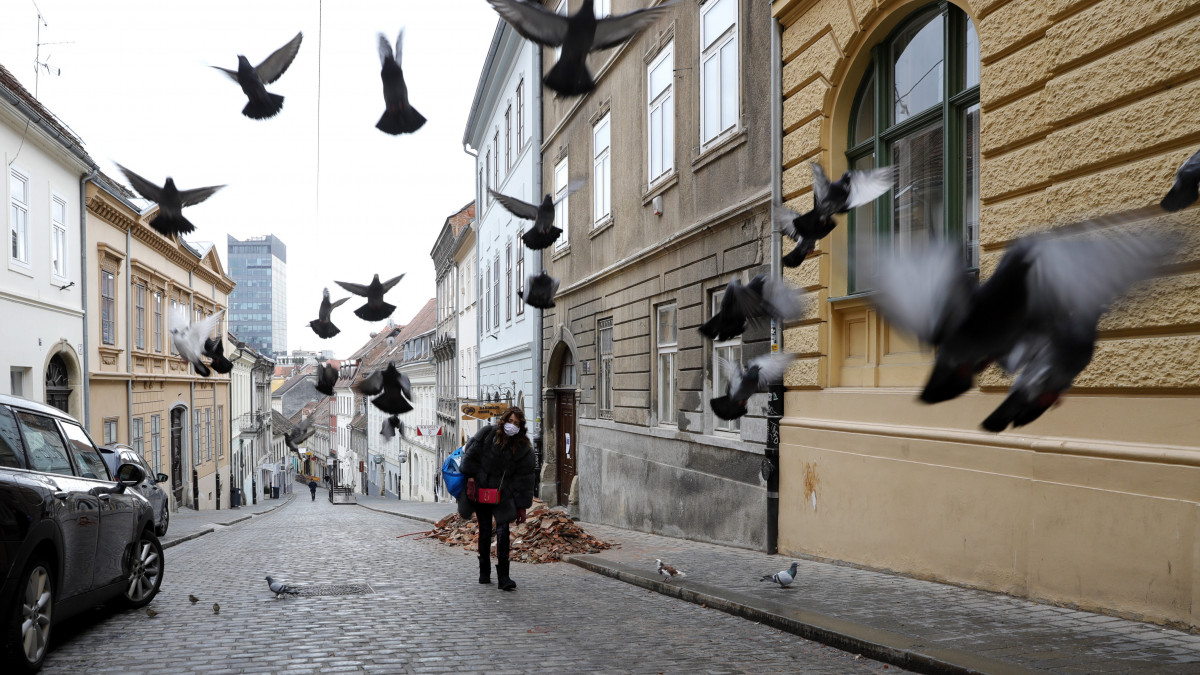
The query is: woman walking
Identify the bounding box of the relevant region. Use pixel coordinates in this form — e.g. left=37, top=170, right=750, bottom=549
left=457, top=406, right=537, bottom=591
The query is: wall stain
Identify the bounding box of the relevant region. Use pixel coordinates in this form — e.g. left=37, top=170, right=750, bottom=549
left=803, top=461, right=819, bottom=510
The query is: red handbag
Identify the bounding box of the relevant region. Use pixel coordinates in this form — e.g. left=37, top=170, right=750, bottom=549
left=472, top=472, right=504, bottom=505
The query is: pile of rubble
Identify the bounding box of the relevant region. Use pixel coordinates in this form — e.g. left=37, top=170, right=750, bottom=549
left=420, top=500, right=612, bottom=563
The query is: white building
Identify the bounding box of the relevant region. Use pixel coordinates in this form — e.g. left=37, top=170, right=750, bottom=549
left=432, top=201, right=475, bottom=465
left=1, top=64, right=93, bottom=422
left=395, top=300, right=437, bottom=501
left=464, top=20, right=543, bottom=435
left=228, top=334, right=273, bottom=506
left=456, top=215, right=479, bottom=445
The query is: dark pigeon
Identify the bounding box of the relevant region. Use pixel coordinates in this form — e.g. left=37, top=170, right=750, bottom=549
left=284, top=417, right=314, bottom=454
left=698, top=275, right=809, bottom=342
left=710, top=353, right=795, bottom=421
left=380, top=415, right=403, bottom=441
left=369, top=362, right=414, bottom=416
left=520, top=270, right=559, bottom=309
left=315, top=362, right=337, bottom=397
left=1160, top=148, right=1200, bottom=212
left=376, top=29, right=426, bottom=135
left=114, top=164, right=224, bottom=237
left=335, top=273, right=405, bottom=322
left=202, top=337, right=234, bottom=375
left=213, top=32, right=303, bottom=120
left=309, top=288, right=349, bottom=339
left=491, top=179, right=583, bottom=250
left=776, top=164, right=893, bottom=268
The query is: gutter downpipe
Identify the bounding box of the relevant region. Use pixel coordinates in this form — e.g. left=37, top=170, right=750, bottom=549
left=189, top=272, right=196, bottom=510
left=767, top=6, right=784, bottom=555
left=126, top=225, right=133, bottom=452
left=80, top=169, right=97, bottom=427
left=531, top=39, right=545, bottom=472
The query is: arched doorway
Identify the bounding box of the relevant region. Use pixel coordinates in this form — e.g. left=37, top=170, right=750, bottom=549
left=45, top=354, right=71, bottom=413
left=551, top=345, right=578, bottom=506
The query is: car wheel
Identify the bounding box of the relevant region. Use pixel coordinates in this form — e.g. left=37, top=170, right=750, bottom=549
left=117, top=531, right=163, bottom=609
left=5, top=557, right=53, bottom=672
left=155, top=504, right=169, bottom=537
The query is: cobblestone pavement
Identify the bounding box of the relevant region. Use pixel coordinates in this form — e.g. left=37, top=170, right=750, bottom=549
left=40, top=496, right=903, bottom=674
left=162, top=493, right=294, bottom=546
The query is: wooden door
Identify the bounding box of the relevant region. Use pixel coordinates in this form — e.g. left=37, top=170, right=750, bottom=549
left=555, top=391, right=576, bottom=505
left=170, top=407, right=184, bottom=502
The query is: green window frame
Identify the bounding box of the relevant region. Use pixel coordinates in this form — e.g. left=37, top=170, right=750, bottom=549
left=847, top=2, right=980, bottom=293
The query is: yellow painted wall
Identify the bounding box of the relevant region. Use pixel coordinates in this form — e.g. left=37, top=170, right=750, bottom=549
left=774, top=0, right=1200, bottom=627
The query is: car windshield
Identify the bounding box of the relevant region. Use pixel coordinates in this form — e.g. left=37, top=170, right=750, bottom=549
left=59, top=421, right=111, bottom=481
left=16, top=412, right=75, bottom=476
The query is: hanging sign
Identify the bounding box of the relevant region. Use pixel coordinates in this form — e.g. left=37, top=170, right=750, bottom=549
left=461, top=403, right=506, bottom=420
left=416, top=425, right=443, bottom=437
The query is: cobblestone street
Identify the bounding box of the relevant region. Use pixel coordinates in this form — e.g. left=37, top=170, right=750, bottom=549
left=39, top=497, right=901, bottom=674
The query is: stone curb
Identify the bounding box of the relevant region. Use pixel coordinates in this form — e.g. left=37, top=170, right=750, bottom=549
left=563, top=555, right=1036, bottom=675
left=161, top=528, right=214, bottom=550
left=161, top=494, right=295, bottom=549
left=356, top=503, right=441, bottom=525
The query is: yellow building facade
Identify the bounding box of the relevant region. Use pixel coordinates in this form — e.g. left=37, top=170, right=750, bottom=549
left=85, top=178, right=234, bottom=511
left=773, top=0, right=1200, bottom=628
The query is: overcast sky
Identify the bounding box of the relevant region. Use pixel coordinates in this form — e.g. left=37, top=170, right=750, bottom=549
left=1, top=0, right=498, bottom=357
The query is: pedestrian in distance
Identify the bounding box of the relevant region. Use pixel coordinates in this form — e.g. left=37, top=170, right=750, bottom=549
left=308, top=478, right=318, bottom=501
left=457, top=406, right=537, bottom=591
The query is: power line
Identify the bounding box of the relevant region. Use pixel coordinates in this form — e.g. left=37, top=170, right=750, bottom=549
left=315, top=0, right=323, bottom=233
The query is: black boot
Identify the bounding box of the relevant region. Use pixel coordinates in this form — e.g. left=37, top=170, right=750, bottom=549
left=478, top=554, right=491, bottom=584
left=497, top=560, right=516, bottom=591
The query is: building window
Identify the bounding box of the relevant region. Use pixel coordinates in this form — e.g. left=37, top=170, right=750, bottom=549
left=217, top=406, right=223, bottom=457
left=505, top=243, right=512, bottom=322
left=847, top=5, right=980, bottom=292
left=193, top=411, right=200, bottom=464
left=515, top=232, right=525, bottom=316
left=10, top=368, right=24, bottom=397
left=598, top=318, right=613, bottom=417
left=554, top=158, right=570, bottom=250
left=485, top=151, right=492, bottom=202
left=593, top=113, right=611, bottom=226
left=104, top=418, right=118, bottom=445
left=153, top=292, right=163, bottom=352
left=485, top=264, right=492, bottom=330
left=559, top=351, right=576, bottom=386
left=135, top=284, right=146, bottom=350
left=205, top=408, right=212, bottom=461
left=494, top=131, right=501, bottom=184
left=132, top=417, right=144, bottom=457
left=101, top=270, right=116, bottom=345
left=647, top=43, right=674, bottom=184
left=151, top=414, right=161, bottom=472
left=9, top=168, right=29, bottom=266
left=493, top=253, right=500, bottom=329
left=516, top=79, right=525, bottom=149
left=169, top=300, right=179, bottom=354
left=656, top=304, right=677, bottom=425
left=596, top=0, right=610, bottom=17
left=505, top=105, right=513, bottom=170
left=711, top=289, right=741, bottom=432
left=51, top=196, right=68, bottom=279
left=700, top=0, right=739, bottom=146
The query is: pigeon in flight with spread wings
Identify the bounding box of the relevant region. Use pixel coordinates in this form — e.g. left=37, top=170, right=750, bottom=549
left=376, top=29, right=426, bottom=135
left=309, top=288, right=349, bottom=339
left=710, top=352, right=796, bottom=421
left=1160, top=148, right=1200, bottom=212
left=170, top=306, right=224, bottom=378
left=776, top=164, right=894, bottom=268
left=202, top=337, right=234, bottom=375
left=699, top=275, right=809, bottom=342
left=491, top=180, right=584, bottom=250
left=335, top=273, right=405, bottom=322
left=213, top=32, right=303, bottom=120
left=285, top=417, right=315, bottom=454
left=360, top=362, right=414, bottom=416
left=520, top=271, right=560, bottom=309
left=315, top=362, right=338, bottom=397
left=114, top=164, right=224, bottom=237
left=488, top=0, right=677, bottom=97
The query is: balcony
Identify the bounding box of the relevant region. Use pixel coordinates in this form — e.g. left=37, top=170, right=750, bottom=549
left=238, top=411, right=270, bottom=436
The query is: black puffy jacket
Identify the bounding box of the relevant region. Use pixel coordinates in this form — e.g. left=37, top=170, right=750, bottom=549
left=456, top=424, right=537, bottom=524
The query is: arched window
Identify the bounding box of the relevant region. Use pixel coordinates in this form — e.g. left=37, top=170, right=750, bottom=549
left=847, top=3, right=980, bottom=292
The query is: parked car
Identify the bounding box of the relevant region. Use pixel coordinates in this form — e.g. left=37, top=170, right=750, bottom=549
left=98, top=444, right=170, bottom=536
left=0, top=394, right=163, bottom=672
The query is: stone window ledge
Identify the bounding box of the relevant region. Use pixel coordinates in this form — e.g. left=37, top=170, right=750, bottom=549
left=691, top=130, right=747, bottom=173
left=578, top=416, right=762, bottom=455
left=641, top=172, right=678, bottom=206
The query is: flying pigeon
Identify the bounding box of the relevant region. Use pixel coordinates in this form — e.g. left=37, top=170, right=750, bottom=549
left=519, top=271, right=560, bottom=309
left=710, top=352, right=796, bottom=421
left=1160, top=148, right=1200, bottom=212
left=776, top=164, right=893, bottom=268
left=315, top=362, right=337, bottom=397
left=363, top=362, right=414, bottom=416
left=656, top=559, right=685, bottom=582
left=114, top=164, right=224, bottom=237
left=376, top=29, right=426, bottom=135
left=490, top=180, right=584, bottom=250
left=213, top=32, right=303, bottom=120
left=761, top=561, right=800, bottom=588
left=335, top=273, right=405, bottom=322
left=170, top=306, right=224, bottom=378
left=380, top=415, right=403, bottom=441
left=285, top=417, right=315, bottom=454
left=202, top=337, right=234, bottom=375
left=309, top=288, right=349, bottom=339
left=266, top=576, right=299, bottom=598
left=699, top=275, right=807, bottom=342
left=487, top=0, right=676, bottom=97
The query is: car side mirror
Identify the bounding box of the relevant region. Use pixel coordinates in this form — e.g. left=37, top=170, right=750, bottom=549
left=156, top=473, right=169, bottom=484
left=117, top=463, right=146, bottom=486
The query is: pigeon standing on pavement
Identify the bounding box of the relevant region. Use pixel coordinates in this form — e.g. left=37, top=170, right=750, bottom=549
left=376, top=29, right=426, bottom=135
left=212, top=603, right=220, bottom=614
left=315, top=362, right=338, bottom=397
left=202, top=337, right=234, bottom=375
left=114, top=164, right=225, bottom=237
left=776, top=164, right=893, bottom=268
left=710, top=353, right=796, bottom=421
left=656, top=559, right=686, bottom=582
left=760, top=562, right=800, bottom=588
left=487, top=0, right=676, bottom=97
left=213, top=32, right=303, bottom=120
left=309, top=288, right=349, bottom=339
left=491, top=180, right=584, bottom=250
left=188, top=594, right=199, bottom=604
left=335, top=273, right=405, bottom=322
left=266, top=576, right=300, bottom=598
left=1160, top=148, right=1200, bottom=212
left=170, top=306, right=224, bottom=378
left=520, top=271, right=560, bottom=309
left=145, top=607, right=158, bottom=618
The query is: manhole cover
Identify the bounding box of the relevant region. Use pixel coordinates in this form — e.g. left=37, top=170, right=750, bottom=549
left=293, top=583, right=375, bottom=597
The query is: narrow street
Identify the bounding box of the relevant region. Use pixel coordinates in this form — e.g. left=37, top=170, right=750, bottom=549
left=40, top=497, right=900, bottom=674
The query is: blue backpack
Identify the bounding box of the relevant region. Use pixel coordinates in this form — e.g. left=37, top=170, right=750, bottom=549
left=441, top=447, right=467, bottom=499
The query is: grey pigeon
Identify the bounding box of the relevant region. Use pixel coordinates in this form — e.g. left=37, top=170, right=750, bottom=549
left=309, top=288, right=349, bottom=339
left=380, top=415, right=403, bottom=441
left=284, top=416, right=314, bottom=454
left=519, top=270, right=559, bottom=309
left=377, top=29, right=426, bottom=135
left=114, top=163, right=224, bottom=237
left=761, top=561, right=800, bottom=588
left=491, top=179, right=584, bottom=250
left=213, top=32, right=303, bottom=119
left=488, top=0, right=676, bottom=97
left=265, top=576, right=299, bottom=598
left=776, top=164, right=893, bottom=268
left=335, top=273, right=405, bottom=322
left=710, top=353, right=796, bottom=421
left=170, top=306, right=224, bottom=378
left=1161, top=148, right=1200, bottom=212
left=699, top=275, right=807, bottom=342
left=315, top=362, right=337, bottom=397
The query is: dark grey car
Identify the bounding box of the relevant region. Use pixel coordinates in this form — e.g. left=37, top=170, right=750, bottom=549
left=99, top=445, right=170, bottom=536
left=0, top=394, right=163, bottom=672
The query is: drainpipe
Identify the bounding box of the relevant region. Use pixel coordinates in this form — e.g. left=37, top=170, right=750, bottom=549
left=766, top=9, right=784, bottom=555
left=189, top=272, right=196, bottom=509
left=531, top=40, right=545, bottom=471
left=80, top=169, right=97, bottom=427
left=462, top=147, right=479, bottom=410
left=126, top=226, right=133, bottom=446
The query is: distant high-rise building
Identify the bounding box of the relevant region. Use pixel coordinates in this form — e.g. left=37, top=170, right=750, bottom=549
left=227, top=234, right=287, bottom=356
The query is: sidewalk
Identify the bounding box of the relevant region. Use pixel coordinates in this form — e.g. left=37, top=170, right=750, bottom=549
left=162, top=492, right=296, bottom=549
left=355, top=498, right=1200, bottom=674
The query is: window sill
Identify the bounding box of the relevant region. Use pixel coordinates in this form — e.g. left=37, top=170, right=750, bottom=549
left=579, top=416, right=762, bottom=454
left=641, top=172, right=678, bottom=206
left=551, top=244, right=571, bottom=262
left=589, top=217, right=614, bottom=239
left=8, top=259, right=33, bottom=278
left=692, top=130, right=747, bottom=173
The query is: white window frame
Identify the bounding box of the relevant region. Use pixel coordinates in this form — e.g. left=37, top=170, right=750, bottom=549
left=132, top=417, right=144, bottom=457
left=50, top=193, right=68, bottom=281
left=516, top=79, right=525, bottom=150
left=9, top=167, right=31, bottom=268
left=554, top=158, right=570, bottom=250
left=555, top=0, right=568, bottom=60
left=598, top=318, right=614, bottom=417
left=647, top=43, right=675, bottom=185
left=700, top=0, right=740, bottom=148
left=505, top=105, right=513, bottom=171
left=151, top=414, right=161, bottom=473
left=711, top=289, right=742, bottom=433
left=656, top=304, right=677, bottom=426
left=515, top=232, right=525, bottom=316
left=593, top=113, right=611, bottom=227
left=104, top=418, right=118, bottom=445
left=596, top=0, right=611, bottom=17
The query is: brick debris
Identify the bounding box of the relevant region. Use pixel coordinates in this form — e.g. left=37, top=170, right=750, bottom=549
left=417, top=499, right=613, bottom=563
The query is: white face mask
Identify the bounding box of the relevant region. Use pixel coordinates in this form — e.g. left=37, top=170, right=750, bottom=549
left=503, top=422, right=520, bottom=437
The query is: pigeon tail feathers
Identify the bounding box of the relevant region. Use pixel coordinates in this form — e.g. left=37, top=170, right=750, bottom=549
left=376, top=105, right=427, bottom=135
left=544, top=57, right=594, bottom=97
left=243, top=93, right=285, bottom=120
left=149, top=212, right=197, bottom=237
left=781, top=238, right=815, bottom=268
left=710, top=395, right=748, bottom=421
left=355, top=302, right=396, bottom=322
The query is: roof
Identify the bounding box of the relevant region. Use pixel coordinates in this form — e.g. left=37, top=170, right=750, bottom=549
left=0, top=393, right=78, bottom=423
left=463, top=18, right=518, bottom=148
left=271, top=410, right=295, bottom=436
left=273, top=366, right=315, bottom=397
left=349, top=412, right=367, bottom=432
left=0, top=62, right=91, bottom=164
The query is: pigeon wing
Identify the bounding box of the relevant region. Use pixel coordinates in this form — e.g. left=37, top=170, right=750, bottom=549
left=553, top=178, right=586, bottom=205
left=193, top=310, right=224, bottom=343
left=256, top=31, right=303, bottom=84
left=334, top=280, right=371, bottom=297
left=873, top=243, right=975, bottom=346
left=487, top=0, right=570, bottom=46
left=593, top=1, right=678, bottom=50
left=211, top=66, right=240, bottom=83
left=177, top=184, right=225, bottom=207
left=357, top=369, right=385, bottom=396
left=810, top=163, right=830, bottom=207
left=491, top=191, right=541, bottom=220
left=394, top=29, right=404, bottom=67
left=377, top=32, right=394, bottom=66
left=716, top=355, right=744, bottom=395
left=773, top=201, right=803, bottom=240
left=114, top=164, right=163, bottom=203
left=746, top=353, right=796, bottom=386
left=845, top=166, right=894, bottom=210
left=378, top=274, right=406, bottom=294
left=760, top=278, right=809, bottom=322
